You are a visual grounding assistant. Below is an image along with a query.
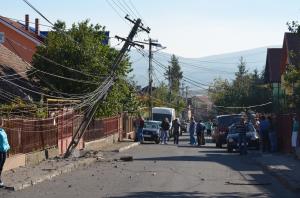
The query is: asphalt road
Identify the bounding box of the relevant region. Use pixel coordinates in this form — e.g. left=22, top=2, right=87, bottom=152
left=1, top=134, right=299, bottom=198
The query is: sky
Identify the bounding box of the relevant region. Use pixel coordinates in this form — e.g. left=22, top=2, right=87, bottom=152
left=1, top=0, right=300, bottom=58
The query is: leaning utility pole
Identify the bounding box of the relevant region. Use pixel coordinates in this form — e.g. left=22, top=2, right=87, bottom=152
left=64, top=16, right=150, bottom=158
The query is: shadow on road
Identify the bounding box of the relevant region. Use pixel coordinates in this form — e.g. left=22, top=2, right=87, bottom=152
left=110, top=191, right=269, bottom=198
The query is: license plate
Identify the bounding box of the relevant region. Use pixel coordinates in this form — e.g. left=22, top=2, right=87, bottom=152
left=143, top=134, right=151, bottom=138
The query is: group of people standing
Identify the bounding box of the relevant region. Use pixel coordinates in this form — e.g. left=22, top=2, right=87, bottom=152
left=161, top=118, right=181, bottom=145
left=255, top=114, right=299, bottom=153
left=189, top=117, right=206, bottom=147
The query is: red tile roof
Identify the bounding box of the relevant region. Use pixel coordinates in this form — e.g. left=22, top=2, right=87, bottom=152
left=283, top=32, right=300, bottom=66
left=0, top=44, right=35, bottom=101
left=0, top=44, right=31, bottom=78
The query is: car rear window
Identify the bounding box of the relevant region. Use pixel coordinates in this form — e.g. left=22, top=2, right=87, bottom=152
left=217, top=115, right=242, bottom=127
left=144, top=122, right=159, bottom=129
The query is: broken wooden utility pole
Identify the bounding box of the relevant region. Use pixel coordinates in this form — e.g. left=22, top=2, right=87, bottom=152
left=64, top=15, right=150, bottom=158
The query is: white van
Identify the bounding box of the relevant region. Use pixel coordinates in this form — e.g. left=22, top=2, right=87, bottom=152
left=152, top=107, right=176, bottom=124
left=152, top=107, right=176, bottom=138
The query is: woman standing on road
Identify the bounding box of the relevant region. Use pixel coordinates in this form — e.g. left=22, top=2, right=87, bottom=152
left=189, top=117, right=196, bottom=145
left=0, top=118, right=10, bottom=186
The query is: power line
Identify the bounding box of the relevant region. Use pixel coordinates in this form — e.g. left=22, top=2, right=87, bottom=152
left=22, top=0, right=54, bottom=26
left=214, top=102, right=272, bottom=109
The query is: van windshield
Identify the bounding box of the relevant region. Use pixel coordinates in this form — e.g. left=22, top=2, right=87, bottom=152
left=153, top=113, right=171, bottom=122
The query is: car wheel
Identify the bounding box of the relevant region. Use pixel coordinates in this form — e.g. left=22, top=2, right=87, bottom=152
left=155, top=138, right=160, bottom=144
left=227, top=146, right=233, bottom=153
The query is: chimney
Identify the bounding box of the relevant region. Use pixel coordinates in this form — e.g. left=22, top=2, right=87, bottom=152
left=25, top=14, right=29, bottom=30
left=35, top=18, right=40, bottom=36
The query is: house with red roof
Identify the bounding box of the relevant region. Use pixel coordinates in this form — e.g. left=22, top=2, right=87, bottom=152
left=264, top=48, right=283, bottom=112
left=265, top=32, right=300, bottom=112
left=0, top=14, right=44, bottom=63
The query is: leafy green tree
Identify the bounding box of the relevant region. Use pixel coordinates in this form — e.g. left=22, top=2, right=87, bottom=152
left=283, top=21, right=300, bottom=111
left=208, top=58, right=271, bottom=113
left=152, top=82, right=186, bottom=116
left=28, top=20, right=139, bottom=117
left=164, top=55, right=183, bottom=94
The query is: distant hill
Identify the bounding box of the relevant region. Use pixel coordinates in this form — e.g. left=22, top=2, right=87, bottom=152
left=128, top=46, right=279, bottom=94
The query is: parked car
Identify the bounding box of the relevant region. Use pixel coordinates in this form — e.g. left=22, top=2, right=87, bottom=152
left=213, top=114, right=242, bottom=148
left=226, top=122, right=260, bottom=152
left=142, top=120, right=161, bottom=144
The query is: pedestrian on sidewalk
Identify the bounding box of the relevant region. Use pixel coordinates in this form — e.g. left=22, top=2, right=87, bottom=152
left=160, top=118, right=170, bottom=144
left=137, top=115, right=144, bottom=143
left=196, top=120, right=205, bottom=147
left=259, top=115, right=270, bottom=152
left=0, top=118, right=10, bottom=186
left=291, top=115, right=299, bottom=154
left=172, top=118, right=180, bottom=145
left=189, top=117, right=196, bottom=145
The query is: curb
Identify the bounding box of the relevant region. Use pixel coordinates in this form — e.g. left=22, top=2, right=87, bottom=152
left=13, top=158, right=96, bottom=191
left=255, top=160, right=300, bottom=192
left=10, top=142, right=139, bottom=191
left=118, top=142, right=140, bottom=152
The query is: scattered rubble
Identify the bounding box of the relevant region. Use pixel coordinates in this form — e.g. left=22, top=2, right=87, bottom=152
left=119, top=156, right=133, bottom=161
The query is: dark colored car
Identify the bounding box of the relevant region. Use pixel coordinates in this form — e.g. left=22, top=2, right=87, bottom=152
left=213, top=114, right=242, bottom=148
left=226, top=123, right=260, bottom=152
left=142, top=121, right=161, bottom=144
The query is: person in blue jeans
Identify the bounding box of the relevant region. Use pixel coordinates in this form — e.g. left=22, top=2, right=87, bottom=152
left=160, top=118, right=170, bottom=144
left=189, top=117, right=196, bottom=145
left=137, top=115, right=144, bottom=143
left=236, top=118, right=247, bottom=155
left=0, top=119, right=10, bottom=186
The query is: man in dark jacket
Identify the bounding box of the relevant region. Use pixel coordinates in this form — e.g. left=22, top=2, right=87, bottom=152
left=161, top=118, right=170, bottom=144
left=196, top=120, right=205, bottom=146
left=172, top=118, right=181, bottom=145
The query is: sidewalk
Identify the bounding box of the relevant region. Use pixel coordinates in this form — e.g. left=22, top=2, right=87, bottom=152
left=253, top=152, right=300, bottom=192
left=2, top=141, right=139, bottom=191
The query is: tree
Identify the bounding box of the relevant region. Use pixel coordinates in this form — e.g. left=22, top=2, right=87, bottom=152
left=151, top=82, right=186, bottom=116
left=165, top=55, right=183, bottom=94
left=28, top=20, right=139, bottom=117
left=208, top=58, right=272, bottom=113
left=283, top=21, right=300, bottom=112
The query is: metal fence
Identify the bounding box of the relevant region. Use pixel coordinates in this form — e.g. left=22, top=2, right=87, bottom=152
left=84, top=116, right=121, bottom=142
left=277, top=114, right=293, bottom=153
left=3, top=113, right=133, bottom=156
left=3, top=118, right=57, bottom=155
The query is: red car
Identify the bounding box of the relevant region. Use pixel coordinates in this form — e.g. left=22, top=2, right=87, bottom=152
left=213, top=114, right=242, bottom=148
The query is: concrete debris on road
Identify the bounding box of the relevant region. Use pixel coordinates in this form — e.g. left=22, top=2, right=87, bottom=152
left=225, top=181, right=272, bottom=186
left=119, top=156, right=133, bottom=161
